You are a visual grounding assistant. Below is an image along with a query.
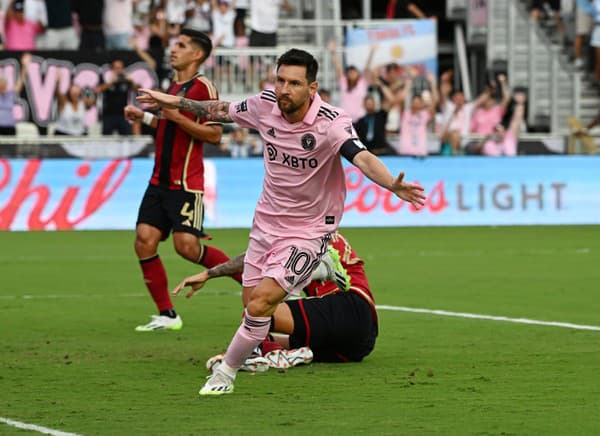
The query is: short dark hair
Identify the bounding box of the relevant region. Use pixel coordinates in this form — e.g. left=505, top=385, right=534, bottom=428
left=180, top=28, right=213, bottom=62
left=276, top=49, right=319, bottom=83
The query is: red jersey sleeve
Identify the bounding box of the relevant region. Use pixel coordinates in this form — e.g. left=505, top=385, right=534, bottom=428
left=182, top=76, right=220, bottom=124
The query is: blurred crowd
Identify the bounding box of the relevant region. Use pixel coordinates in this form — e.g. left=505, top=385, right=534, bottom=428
left=0, top=0, right=530, bottom=157
left=0, top=0, right=293, bottom=54
left=322, top=37, right=527, bottom=157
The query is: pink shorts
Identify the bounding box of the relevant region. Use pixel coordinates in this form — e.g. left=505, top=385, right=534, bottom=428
left=243, top=227, right=332, bottom=296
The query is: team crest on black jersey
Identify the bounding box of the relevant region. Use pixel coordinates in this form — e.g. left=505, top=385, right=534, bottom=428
left=301, top=133, right=317, bottom=151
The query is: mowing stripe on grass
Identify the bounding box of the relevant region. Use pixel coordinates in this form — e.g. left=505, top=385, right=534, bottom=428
left=3, top=293, right=600, bottom=331
left=376, top=305, right=600, bottom=331
left=0, top=417, right=81, bottom=436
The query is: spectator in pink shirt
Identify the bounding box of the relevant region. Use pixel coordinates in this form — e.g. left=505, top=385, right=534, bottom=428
left=438, top=69, right=489, bottom=155
left=470, top=74, right=511, bottom=135
left=4, top=0, right=43, bottom=51
left=478, top=92, right=527, bottom=156
left=394, top=70, right=438, bottom=156
left=329, top=40, right=376, bottom=123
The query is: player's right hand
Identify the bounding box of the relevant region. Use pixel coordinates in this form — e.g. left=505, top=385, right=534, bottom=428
left=172, top=271, right=210, bottom=299
left=137, top=88, right=180, bottom=110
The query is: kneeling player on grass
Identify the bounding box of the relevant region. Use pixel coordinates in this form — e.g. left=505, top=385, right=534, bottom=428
left=172, top=232, right=378, bottom=371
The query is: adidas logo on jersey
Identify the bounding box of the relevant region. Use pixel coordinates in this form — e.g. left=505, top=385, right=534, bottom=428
left=284, top=275, right=295, bottom=285
left=267, top=128, right=276, bottom=137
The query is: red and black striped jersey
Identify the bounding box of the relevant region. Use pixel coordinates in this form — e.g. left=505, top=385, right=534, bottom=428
left=150, top=75, right=220, bottom=192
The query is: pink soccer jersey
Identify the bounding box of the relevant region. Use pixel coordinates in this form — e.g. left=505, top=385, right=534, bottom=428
left=229, top=90, right=357, bottom=239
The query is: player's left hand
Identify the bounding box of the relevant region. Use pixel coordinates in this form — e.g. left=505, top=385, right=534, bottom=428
left=391, top=172, right=426, bottom=209
left=172, top=271, right=210, bottom=298
left=137, top=88, right=181, bottom=109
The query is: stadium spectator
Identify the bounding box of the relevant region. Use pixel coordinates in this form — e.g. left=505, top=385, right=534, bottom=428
left=396, top=70, right=438, bottom=156
left=354, top=90, right=396, bottom=156
left=470, top=74, right=510, bottom=135
left=124, top=29, right=242, bottom=333
left=143, top=9, right=171, bottom=90
left=4, top=0, right=43, bottom=51
left=477, top=92, right=527, bottom=156
left=386, top=0, right=427, bottom=19
left=577, top=0, right=600, bottom=81
left=103, top=0, right=134, bottom=50
left=173, top=231, right=377, bottom=368
left=24, top=0, right=47, bottom=48
left=166, top=0, right=188, bottom=35
left=95, top=59, right=139, bottom=135
left=132, top=0, right=152, bottom=51
left=329, top=40, right=376, bottom=123
left=136, top=48, right=425, bottom=395
left=42, top=0, right=78, bottom=49
left=74, top=0, right=105, bottom=52
left=438, top=70, right=488, bottom=155
left=248, top=0, right=291, bottom=47
left=53, top=74, right=95, bottom=136
left=529, top=0, right=564, bottom=42
left=185, top=0, right=212, bottom=34
left=234, top=0, right=249, bottom=36
left=0, top=53, right=29, bottom=135
left=211, top=0, right=235, bottom=48
left=258, top=65, right=277, bottom=91
left=318, top=88, right=331, bottom=104
left=224, top=126, right=257, bottom=158
left=574, top=0, right=593, bottom=69
left=375, top=62, right=402, bottom=101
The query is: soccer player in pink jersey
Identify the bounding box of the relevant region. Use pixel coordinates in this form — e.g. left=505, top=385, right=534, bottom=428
left=137, top=48, right=426, bottom=396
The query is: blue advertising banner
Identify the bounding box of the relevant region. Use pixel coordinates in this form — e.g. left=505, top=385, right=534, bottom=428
left=0, top=157, right=598, bottom=231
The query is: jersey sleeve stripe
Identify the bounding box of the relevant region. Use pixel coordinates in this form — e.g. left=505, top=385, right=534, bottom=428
left=196, top=76, right=218, bottom=99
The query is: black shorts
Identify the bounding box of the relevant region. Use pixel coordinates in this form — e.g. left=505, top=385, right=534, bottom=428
left=136, top=184, right=209, bottom=240
left=285, top=291, right=378, bottom=363
left=530, top=0, right=560, bottom=12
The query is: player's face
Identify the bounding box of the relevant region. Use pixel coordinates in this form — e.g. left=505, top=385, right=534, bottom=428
left=275, top=65, right=317, bottom=115
left=171, top=35, right=203, bottom=71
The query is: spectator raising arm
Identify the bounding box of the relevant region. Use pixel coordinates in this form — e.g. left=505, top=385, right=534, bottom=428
left=14, top=53, right=31, bottom=95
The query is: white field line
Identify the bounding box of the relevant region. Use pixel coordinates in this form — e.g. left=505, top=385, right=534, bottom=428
left=0, top=417, right=81, bottom=436
left=2, top=292, right=598, bottom=332
left=376, top=305, right=600, bottom=331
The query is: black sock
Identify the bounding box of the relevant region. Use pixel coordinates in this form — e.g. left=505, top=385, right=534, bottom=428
left=160, top=309, right=177, bottom=318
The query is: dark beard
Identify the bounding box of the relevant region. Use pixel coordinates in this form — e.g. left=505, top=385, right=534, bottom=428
left=277, top=98, right=302, bottom=114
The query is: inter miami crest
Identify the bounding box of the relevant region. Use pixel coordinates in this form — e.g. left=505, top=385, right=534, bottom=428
left=301, top=133, right=317, bottom=151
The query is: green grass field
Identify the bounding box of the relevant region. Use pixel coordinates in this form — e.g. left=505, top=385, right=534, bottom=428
left=2, top=226, right=600, bottom=435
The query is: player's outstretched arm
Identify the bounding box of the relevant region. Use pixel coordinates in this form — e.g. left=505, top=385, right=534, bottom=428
left=172, top=252, right=246, bottom=298
left=137, top=88, right=233, bottom=122
left=352, top=151, right=426, bottom=209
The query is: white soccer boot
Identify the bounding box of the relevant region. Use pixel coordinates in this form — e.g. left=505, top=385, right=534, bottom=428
left=134, top=314, right=183, bottom=332
left=206, top=351, right=270, bottom=373
left=199, top=366, right=235, bottom=396
left=264, top=347, right=314, bottom=369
